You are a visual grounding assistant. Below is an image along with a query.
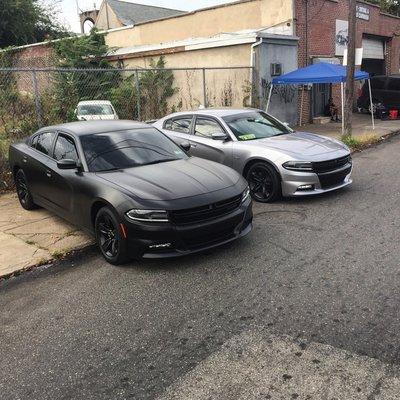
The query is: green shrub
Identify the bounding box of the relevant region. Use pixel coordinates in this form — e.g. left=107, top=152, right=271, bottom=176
left=108, top=75, right=138, bottom=120
left=340, top=134, right=379, bottom=151
left=138, top=57, right=177, bottom=121
left=0, top=138, right=13, bottom=191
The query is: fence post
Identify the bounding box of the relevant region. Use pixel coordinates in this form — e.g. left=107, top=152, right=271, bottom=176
left=202, top=68, right=207, bottom=108
left=135, top=70, right=141, bottom=121
left=31, top=70, right=43, bottom=127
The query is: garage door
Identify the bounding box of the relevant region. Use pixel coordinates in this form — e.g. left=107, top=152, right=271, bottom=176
left=362, top=38, right=384, bottom=59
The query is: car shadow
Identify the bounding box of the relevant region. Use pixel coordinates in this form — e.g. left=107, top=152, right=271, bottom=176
left=118, top=187, right=353, bottom=272
left=116, top=233, right=254, bottom=274
left=277, top=185, right=352, bottom=206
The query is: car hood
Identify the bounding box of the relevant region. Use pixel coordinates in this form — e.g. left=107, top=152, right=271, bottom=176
left=239, top=131, right=349, bottom=159
left=96, top=157, right=241, bottom=201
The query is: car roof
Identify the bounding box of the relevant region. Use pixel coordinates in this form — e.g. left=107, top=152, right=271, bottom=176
left=36, top=120, right=152, bottom=136
left=77, top=100, right=113, bottom=105
left=371, top=75, right=400, bottom=79
left=163, top=108, right=258, bottom=119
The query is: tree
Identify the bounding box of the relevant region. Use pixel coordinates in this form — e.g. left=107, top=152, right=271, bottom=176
left=53, top=29, right=113, bottom=69
left=369, top=0, right=400, bottom=16
left=139, top=57, right=177, bottom=120
left=0, top=0, right=68, bottom=48
left=48, top=29, right=121, bottom=122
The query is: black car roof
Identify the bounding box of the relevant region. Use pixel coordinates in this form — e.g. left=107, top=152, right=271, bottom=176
left=36, top=120, right=151, bottom=136
left=371, top=75, right=400, bottom=79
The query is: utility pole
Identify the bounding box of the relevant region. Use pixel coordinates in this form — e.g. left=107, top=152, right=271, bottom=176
left=344, top=0, right=357, bottom=137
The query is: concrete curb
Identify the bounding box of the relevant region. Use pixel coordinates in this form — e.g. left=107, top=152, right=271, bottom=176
left=348, top=129, right=400, bottom=154
left=0, top=242, right=96, bottom=282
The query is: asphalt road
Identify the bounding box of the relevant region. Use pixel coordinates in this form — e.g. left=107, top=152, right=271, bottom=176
left=1, top=135, right=400, bottom=400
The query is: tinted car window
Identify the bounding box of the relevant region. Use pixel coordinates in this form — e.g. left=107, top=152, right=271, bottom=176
left=371, top=77, right=386, bottom=90
left=164, top=117, right=192, bottom=134
left=36, top=132, right=55, bottom=156
left=77, top=104, right=114, bottom=116
left=81, top=128, right=188, bottom=172
left=388, top=78, right=400, bottom=91
left=194, top=118, right=224, bottom=138
left=223, top=111, right=292, bottom=141
left=54, top=134, right=79, bottom=162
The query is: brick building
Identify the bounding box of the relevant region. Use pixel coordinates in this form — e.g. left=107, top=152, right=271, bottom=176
left=2, top=0, right=399, bottom=125
left=294, top=0, right=400, bottom=121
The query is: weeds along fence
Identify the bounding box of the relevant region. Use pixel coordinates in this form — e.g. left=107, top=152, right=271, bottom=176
left=0, top=66, right=254, bottom=190
left=0, top=66, right=254, bottom=131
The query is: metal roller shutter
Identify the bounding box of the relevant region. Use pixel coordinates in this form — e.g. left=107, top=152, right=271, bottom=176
left=362, top=38, right=384, bottom=60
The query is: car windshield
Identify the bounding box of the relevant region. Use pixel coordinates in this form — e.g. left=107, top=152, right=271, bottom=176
left=81, top=128, right=188, bottom=172
left=77, top=104, right=114, bottom=116
left=223, top=111, right=293, bottom=141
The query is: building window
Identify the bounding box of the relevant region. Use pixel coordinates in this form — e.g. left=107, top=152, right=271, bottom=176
left=271, top=63, right=282, bottom=76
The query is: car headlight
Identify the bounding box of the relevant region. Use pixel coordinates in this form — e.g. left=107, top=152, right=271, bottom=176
left=282, top=161, right=313, bottom=171
left=241, top=186, right=251, bottom=203
left=126, top=209, right=169, bottom=222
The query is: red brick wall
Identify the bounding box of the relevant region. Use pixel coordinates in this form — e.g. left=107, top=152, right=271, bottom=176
left=5, top=43, right=55, bottom=94
left=12, top=43, right=54, bottom=68
left=294, top=0, right=400, bottom=123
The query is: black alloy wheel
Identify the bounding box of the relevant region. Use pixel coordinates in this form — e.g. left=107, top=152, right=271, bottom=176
left=95, top=207, right=128, bottom=265
left=246, top=162, right=281, bottom=203
left=15, top=169, right=37, bottom=210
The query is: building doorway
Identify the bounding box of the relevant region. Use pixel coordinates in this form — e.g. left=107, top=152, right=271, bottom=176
left=361, top=59, right=385, bottom=76
left=361, top=36, right=386, bottom=76
left=313, top=83, right=330, bottom=117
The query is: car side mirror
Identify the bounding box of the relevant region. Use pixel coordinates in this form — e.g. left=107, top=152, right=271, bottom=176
left=211, top=132, right=228, bottom=141
left=57, top=159, right=79, bottom=170
left=180, top=141, right=191, bottom=152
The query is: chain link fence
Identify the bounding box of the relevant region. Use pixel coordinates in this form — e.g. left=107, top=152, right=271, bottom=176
left=0, top=66, right=254, bottom=189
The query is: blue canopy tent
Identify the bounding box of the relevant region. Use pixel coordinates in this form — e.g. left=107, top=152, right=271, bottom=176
left=266, top=62, right=374, bottom=134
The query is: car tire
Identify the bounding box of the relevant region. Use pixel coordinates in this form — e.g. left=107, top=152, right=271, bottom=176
left=15, top=169, right=37, bottom=210
left=95, top=206, right=129, bottom=265
left=246, top=162, right=281, bottom=203
left=368, top=101, right=381, bottom=115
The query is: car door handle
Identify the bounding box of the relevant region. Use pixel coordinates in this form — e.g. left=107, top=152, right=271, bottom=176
left=22, top=157, right=28, bottom=164
left=191, top=143, right=197, bottom=148
left=45, top=170, right=52, bottom=178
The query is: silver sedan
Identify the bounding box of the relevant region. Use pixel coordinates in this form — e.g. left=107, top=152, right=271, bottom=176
left=153, top=109, right=352, bottom=202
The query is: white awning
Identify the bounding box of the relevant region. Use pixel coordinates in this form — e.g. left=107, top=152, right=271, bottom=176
left=362, top=38, right=384, bottom=60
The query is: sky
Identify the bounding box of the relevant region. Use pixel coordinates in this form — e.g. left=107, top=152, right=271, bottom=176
left=58, top=0, right=237, bottom=32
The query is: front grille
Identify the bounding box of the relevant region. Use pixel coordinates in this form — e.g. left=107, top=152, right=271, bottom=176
left=183, top=226, right=236, bottom=250
left=170, top=194, right=242, bottom=225
left=318, top=166, right=352, bottom=189
left=312, top=155, right=352, bottom=173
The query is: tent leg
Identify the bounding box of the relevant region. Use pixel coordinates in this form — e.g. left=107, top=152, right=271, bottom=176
left=266, top=84, right=273, bottom=113
left=299, top=85, right=304, bottom=127
left=368, top=78, right=375, bottom=130
left=341, top=82, right=345, bottom=136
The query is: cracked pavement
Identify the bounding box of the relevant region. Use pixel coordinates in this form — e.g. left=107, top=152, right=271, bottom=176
left=1, top=135, right=400, bottom=399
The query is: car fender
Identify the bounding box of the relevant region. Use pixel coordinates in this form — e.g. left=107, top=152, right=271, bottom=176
left=242, top=156, right=283, bottom=180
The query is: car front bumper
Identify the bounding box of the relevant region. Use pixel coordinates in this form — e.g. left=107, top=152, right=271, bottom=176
left=124, top=198, right=253, bottom=259
left=281, top=165, right=353, bottom=197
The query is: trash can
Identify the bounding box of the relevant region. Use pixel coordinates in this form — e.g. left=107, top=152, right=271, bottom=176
left=389, top=109, right=398, bottom=120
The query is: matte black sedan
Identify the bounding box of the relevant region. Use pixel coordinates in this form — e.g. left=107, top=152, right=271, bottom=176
left=9, top=121, right=253, bottom=264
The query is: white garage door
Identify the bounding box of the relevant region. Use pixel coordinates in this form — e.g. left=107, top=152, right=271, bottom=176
left=362, top=38, right=384, bottom=59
